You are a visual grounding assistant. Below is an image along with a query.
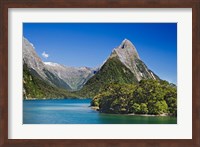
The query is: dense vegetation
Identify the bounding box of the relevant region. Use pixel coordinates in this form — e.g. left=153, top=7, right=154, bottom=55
left=23, top=64, right=77, bottom=99
left=79, top=57, right=138, bottom=97
left=91, top=80, right=177, bottom=116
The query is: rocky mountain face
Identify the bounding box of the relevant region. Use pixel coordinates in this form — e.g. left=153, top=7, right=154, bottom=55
left=44, top=62, right=96, bottom=90
left=23, top=37, right=47, bottom=79
left=23, top=37, right=96, bottom=92
left=23, top=63, right=77, bottom=99
left=80, top=39, right=159, bottom=97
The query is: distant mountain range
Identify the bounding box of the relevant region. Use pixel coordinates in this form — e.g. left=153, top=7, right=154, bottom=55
left=23, top=37, right=159, bottom=98
left=23, top=37, right=97, bottom=91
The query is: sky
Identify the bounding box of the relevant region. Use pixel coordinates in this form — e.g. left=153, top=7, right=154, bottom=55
left=23, top=23, right=177, bottom=84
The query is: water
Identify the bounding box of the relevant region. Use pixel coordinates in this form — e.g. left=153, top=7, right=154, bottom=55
left=23, top=99, right=177, bottom=124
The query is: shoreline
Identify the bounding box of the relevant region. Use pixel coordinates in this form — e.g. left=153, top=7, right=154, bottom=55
left=91, top=106, right=173, bottom=117
left=127, top=113, right=169, bottom=117
left=24, top=97, right=91, bottom=100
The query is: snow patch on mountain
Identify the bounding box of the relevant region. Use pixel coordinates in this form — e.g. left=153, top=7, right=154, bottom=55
left=44, top=62, right=62, bottom=67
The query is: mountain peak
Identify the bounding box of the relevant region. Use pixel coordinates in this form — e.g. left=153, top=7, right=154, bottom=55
left=116, top=39, right=140, bottom=59
left=108, top=39, right=152, bottom=81
left=119, top=39, right=134, bottom=49
left=109, top=39, right=140, bottom=65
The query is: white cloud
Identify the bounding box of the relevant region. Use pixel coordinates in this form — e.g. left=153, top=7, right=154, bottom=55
left=42, top=51, right=49, bottom=59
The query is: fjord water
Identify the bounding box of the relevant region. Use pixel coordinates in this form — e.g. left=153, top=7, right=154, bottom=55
left=23, top=99, right=177, bottom=124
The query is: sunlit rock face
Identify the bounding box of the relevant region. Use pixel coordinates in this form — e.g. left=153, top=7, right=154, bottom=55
left=23, top=37, right=47, bottom=80
left=109, top=39, right=159, bottom=81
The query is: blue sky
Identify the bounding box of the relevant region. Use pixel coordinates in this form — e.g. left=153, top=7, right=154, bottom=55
left=23, top=23, right=177, bottom=84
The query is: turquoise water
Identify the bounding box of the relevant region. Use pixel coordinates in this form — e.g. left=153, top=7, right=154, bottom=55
left=23, top=99, right=177, bottom=124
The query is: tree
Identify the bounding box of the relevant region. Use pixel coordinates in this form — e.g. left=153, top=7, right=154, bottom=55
left=132, top=103, right=141, bottom=114
left=140, top=103, right=148, bottom=114
left=148, top=100, right=168, bottom=115
left=131, top=103, right=148, bottom=114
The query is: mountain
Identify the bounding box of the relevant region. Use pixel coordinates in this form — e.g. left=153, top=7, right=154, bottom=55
left=80, top=39, right=159, bottom=97
left=23, top=37, right=97, bottom=91
left=23, top=37, right=72, bottom=90
left=44, top=62, right=96, bottom=90
left=23, top=37, right=96, bottom=98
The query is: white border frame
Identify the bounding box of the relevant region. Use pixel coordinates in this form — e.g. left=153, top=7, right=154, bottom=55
left=8, top=8, right=192, bottom=139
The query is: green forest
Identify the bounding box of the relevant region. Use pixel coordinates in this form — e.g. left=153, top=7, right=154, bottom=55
left=91, top=80, right=177, bottom=116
